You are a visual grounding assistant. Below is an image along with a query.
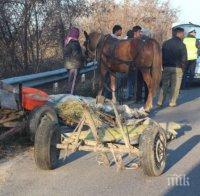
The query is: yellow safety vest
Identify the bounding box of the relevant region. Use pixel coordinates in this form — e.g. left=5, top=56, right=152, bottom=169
left=183, top=37, right=198, bottom=60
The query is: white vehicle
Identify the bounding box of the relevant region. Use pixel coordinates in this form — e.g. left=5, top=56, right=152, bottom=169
left=174, top=23, right=200, bottom=82
left=195, top=57, right=200, bottom=80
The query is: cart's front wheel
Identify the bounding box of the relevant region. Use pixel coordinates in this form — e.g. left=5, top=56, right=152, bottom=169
left=28, top=105, right=58, bottom=142
left=34, top=117, right=61, bottom=170
left=139, top=125, right=167, bottom=176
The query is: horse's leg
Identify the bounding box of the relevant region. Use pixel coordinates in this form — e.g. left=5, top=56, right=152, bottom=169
left=110, top=74, right=117, bottom=103
left=141, top=70, right=153, bottom=112
left=98, top=64, right=106, bottom=97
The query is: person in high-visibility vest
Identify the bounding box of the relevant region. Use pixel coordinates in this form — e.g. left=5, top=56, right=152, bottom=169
left=182, top=29, right=199, bottom=88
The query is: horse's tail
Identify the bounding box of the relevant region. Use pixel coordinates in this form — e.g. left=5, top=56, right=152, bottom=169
left=151, top=40, right=162, bottom=96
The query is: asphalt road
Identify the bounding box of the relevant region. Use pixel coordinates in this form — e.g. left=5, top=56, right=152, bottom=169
left=0, top=88, right=200, bottom=196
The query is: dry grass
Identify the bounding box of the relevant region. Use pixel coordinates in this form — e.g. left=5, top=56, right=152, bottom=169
left=57, top=100, right=84, bottom=126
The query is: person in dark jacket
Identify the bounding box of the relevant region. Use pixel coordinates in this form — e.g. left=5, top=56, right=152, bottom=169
left=104, top=25, right=123, bottom=99
left=131, top=26, right=148, bottom=103
left=125, top=29, right=135, bottom=100
left=157, top=27, right=187, bottom=107
left=64, top=27, right=84, bottom=94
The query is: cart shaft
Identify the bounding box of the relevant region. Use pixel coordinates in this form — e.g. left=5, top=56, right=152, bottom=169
left=56, top=143, right=140, bottom=156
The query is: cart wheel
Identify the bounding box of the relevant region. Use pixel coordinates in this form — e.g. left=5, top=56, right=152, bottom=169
left=28, top=104, right=58, bottom=142
left=34, top=116, right=61, bottom=170
left=139, top=125, right=167, bottom=176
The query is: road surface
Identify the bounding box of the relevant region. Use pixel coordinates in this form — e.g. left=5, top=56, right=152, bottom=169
left=0, top=88, right=200, bottom=196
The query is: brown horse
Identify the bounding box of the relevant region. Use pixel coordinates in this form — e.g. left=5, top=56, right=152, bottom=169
left=84, top=31, right=162, bottom=112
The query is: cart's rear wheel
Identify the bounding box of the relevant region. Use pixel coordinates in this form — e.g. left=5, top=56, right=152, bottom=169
left=28, top=105, right=58, bottom=142
left=34, top=116, right=61, bottom=170
left=139, top=124, right=167, bottom=176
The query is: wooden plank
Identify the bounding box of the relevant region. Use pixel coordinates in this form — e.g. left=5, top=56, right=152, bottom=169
left=0, top=122, right=25, bottom=140
left=56, top=143, right=140, bottom=155
left=64, top=124, right=147, bottom=143
left=0, top=111, right=24, bottom=124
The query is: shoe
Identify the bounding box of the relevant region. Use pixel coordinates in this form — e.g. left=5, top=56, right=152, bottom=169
left=169, top=103, right=177, bottom=107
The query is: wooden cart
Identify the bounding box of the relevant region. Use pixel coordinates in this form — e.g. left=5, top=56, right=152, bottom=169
left=0, top=82, right=58, bottom=141
left=34, top=97, right=168, bottom=177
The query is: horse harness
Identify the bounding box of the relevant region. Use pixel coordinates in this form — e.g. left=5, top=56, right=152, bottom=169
left=89, top=34, right=148, bottom=95
left=96, top=35, right=147, bottom=77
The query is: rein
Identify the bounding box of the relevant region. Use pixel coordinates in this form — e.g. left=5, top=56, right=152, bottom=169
left=86, top=33, right=108, bottom=62
left=88, top=34, right=109, bottom=90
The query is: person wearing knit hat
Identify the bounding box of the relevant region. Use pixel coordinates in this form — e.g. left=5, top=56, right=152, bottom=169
left=64, top=27, right=80, bottom=46
left=64, top=27, right=84, bottom=94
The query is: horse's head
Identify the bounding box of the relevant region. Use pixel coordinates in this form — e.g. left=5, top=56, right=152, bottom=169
left=84, top=31, right=102, bottom=60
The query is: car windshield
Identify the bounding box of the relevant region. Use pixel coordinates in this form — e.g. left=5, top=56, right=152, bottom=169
left=183, top=26, right=200, bottom=39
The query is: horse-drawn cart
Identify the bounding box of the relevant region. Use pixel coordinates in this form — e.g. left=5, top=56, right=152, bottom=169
left=34, top=95, right=180, bottom=176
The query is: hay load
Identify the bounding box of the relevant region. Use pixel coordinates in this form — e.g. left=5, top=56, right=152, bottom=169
left=50, top=94, right=149, bottom=126
left=50, top=94, right=96, bottom=126
left=57, top=100, right=84, bottom=126
left=49, top=94, right=181, bottom=140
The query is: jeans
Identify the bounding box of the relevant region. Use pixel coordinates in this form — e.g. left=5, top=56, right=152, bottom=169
left=135, top=70, right=148, bottom=102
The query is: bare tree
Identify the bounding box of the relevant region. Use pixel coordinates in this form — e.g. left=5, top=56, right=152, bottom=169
left=0, top=0, right=178, bottom=78
left=0, top=0, right=89, bottom=77
left=80, top=0, right=178, bottom=43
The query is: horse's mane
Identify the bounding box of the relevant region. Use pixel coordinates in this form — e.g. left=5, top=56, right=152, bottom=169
left=89, top=31, right=102, bottom=37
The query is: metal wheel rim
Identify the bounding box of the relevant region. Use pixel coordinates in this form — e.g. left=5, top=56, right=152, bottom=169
left=50, top=129, right=60, bottom=166
left=154, top=132, right=166, bottom=168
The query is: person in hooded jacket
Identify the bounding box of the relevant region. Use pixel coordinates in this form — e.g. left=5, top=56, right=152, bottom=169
left=64, top=27, right=84, bottom=94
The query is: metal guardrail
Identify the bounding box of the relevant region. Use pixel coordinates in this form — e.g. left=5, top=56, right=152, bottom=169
left=2, top=62, right=98, bottom=87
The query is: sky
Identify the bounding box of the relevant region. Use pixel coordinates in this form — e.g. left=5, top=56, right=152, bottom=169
left=116, top=0, right=200, bottom=26
left=171, top=0, right=200, bottom=26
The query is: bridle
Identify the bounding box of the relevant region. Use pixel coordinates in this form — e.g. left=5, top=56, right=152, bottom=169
left=84, top=33, right=108, bottom=91
left=85, top=33, right=108, bottom=62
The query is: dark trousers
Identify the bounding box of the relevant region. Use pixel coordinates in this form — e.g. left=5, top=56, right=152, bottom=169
left=135, top=70, right=148, bottom=102
left=103, top=72, right=112, bottom=99
left=182, top=60, right=196, bottom=88
left=103, top=72, right=126, bottom=102
left=126, top=70, right=136, bottom=99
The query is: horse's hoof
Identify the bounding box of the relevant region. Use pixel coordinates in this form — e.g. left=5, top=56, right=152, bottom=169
left=144, top=109, right=150, bottom=113
left=144, top=106, right=153, bottom=113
